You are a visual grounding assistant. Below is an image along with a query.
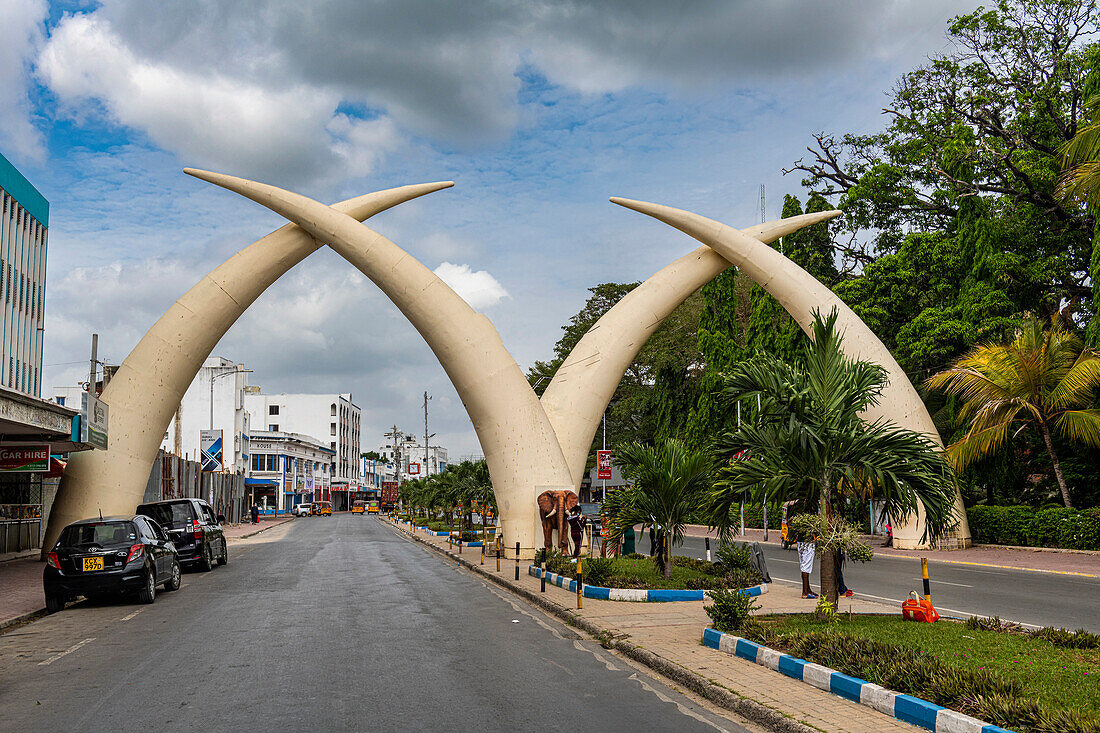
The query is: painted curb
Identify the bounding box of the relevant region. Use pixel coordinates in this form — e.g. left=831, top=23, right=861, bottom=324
left=530, top=565, right=768, bottom=602
left=701, top=628, right=1015, bottom=733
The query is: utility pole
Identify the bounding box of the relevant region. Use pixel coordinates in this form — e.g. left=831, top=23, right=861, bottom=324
left=88, top=333, right=98, bottom=395
left=388, top=424, right=402, bottom=485
left=423, top=391, right=435, bottom=477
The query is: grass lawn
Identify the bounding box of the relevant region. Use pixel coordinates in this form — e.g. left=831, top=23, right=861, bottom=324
left=755, top=613, right=1100, bottom=718
left=599, top=556, right=721, bottom=589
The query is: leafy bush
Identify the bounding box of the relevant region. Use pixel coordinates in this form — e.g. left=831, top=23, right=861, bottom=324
left=580, top=557, right=614, bottom=586
left=1031, top=626, right=1100, bottom=650
left=624, top=552, right=647, bottom=559
left=965, top=505, right=1100, bottom=550
left=716, top=542, right=753, bottom=570
left=705, top=587, right=758, bottom=632
left=673, top=556, right=724, bottom=574
left=725, top=567, right=764, bottom=589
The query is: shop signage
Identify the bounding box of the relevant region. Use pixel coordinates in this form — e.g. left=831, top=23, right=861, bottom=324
left=81, top=392, right=109, bottom=450
left=0, top=445, right=49, bottom=472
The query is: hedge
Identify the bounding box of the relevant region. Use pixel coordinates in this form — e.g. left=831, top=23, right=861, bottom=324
left=966, top=505, right=1100, bottom=550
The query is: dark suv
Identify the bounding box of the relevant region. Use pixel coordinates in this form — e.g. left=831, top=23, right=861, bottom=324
left=44, top=515, right=181, bottom=612
left=136, top=498, right=228, bottom=571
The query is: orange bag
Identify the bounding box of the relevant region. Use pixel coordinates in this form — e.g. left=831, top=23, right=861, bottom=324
left=901, top=591, right=940, bottom=623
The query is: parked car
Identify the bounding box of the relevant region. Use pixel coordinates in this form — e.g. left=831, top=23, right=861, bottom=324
left=44, top=515, right=181, bottom=612
left=292, top=503, right=312, bottom=517
left=136, top=498, right=227, bottom=570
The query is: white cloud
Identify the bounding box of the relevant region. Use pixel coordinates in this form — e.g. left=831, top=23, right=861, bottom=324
left=433, top=262, right=510, bottom=310
left=37, top=12, right=401, bottom=184
left=0, top=0, right=47, bottom=162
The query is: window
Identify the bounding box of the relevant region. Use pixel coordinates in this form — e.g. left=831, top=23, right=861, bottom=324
left=331, top=403, right=337, bottom=416
left=269, top=405, right=279, bottom=415
left=330, top=422, right=336, bottom=435
left=269, top=424, right=278, bottom=432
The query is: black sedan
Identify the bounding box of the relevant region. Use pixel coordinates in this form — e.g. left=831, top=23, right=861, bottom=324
left=43, top=515, right=181, bottom=613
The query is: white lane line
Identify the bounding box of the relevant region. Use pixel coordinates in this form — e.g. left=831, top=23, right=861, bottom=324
left=770, top=558, right=798, bottom=563
left=120, top=608, right=145, bottom=621
left=930, top=580, right=974, bottom=588
left=38, top=637, right=95, bottom=666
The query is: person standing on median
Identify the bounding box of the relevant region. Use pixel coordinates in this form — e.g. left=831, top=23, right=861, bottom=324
left=250, top=503, right=260, bottom=525
left=796, top=523, right=817, bottom=599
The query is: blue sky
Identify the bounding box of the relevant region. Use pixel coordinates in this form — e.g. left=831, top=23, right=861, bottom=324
left=0, top=0, right=974, bottom=457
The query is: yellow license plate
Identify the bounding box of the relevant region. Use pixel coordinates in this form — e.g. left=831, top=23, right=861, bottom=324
left=83, top=557, right=104, bottom=572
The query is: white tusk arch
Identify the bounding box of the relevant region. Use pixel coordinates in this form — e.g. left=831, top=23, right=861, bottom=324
left=184, top=168, right=575, bottom=555
left=44, top=181, right=453, bottom=555
left=542, top=209, right=842, bottom=488
left=609, top=197, right=970, bottom=550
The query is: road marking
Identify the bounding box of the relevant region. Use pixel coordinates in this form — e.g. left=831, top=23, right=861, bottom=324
left=929, top=580, right=973, bottom=588
left=120, top=608, right=145, bottom=621
left=770, top=558, right=798, bottom=563
left=874, top=553, right=1098, bottom=578
left=38, top=637, right=95, bottom=666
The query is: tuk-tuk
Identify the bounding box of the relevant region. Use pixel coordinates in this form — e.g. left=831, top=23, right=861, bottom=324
left=351, top=500, right=366, bottom=514
left=780, top=500, right=798, bottom=550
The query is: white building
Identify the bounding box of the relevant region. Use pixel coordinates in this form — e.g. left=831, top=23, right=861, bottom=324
left=1, top=150, right=48, bottom=396
left=158, top=356, right=252, bottom=474
left=244, top=389, right=360, bottom=508
left=247, top=430, right=334, bottom=511
left=378, top=431, right=448, bottom=481
left=360, top=456, right=396, bottom=491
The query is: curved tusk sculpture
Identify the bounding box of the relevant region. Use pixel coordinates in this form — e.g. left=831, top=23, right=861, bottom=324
left=541, top=209, right=842, bottom=488
left=184, top=169, right=575, bottom=556
left=44, top=181, right=453, bottom=555
left=609, top=197, right=970, bottom=550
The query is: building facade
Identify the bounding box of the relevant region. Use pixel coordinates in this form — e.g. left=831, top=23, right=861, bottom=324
left=0, top=151, right=48, bottom=397
left=243, top=390, right=360, bottom=508
left=159, top=356, right=252, bottom=474
left=246, top=430, right=334, bottom=511
left=378, top=431, right=448, bottom=482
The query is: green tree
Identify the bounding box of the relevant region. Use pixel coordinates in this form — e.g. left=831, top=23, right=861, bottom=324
left=926, top=317, right=1100, bottom=508
left=711, top=310, right=958, bottom=605
left=604, top=438, right=714, bottom=578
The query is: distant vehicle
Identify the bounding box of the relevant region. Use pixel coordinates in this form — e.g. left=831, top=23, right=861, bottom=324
left=44, top=515, right=181, bottom=612
left=367, top=501, right=380, bottom=514
left=136, top=498, right=227, bottom=570
left=312, top=501, right=333, bottom=516
left=292, top=503, right=312, bottom=517
left=351, top=500, right=366, bottom=515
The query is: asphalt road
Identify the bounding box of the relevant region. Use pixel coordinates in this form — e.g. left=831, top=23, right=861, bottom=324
left=674, top=535, right=1100, bottom=632
left=0, top=516, right=749, bottom=732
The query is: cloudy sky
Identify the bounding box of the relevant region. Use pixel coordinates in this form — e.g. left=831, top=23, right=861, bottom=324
left=2, top=0, right=974, bottom=458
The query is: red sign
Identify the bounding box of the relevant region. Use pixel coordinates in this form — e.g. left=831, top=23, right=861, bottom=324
left=596, top=450, right=612, bottom=480
left=381, top=481, right=399, bottom=503
left=0, top=446, right=49, bottom=472
left=408, top=462, right=420, bottom=475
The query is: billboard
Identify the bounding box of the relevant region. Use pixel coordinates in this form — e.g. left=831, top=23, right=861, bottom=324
left=381, top=481, right=399, bottom=503
left=200, top=429, right=223, bottom=472
left=596, top=450, right=612, bottom=480
left=0, top=446, right=49, bottom=473
left=81, top=392, right=109, bottom=450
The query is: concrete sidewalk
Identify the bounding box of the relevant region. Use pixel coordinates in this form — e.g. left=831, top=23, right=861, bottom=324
left=0, top=515, right=294, bottom=632
left=683, top=525, right=1100, bottom=577
left=387, top=518, right=921, bottom=733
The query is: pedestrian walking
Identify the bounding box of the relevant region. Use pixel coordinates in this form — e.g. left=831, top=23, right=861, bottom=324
left=798, top=539, right=817, bottom=598
left=835, top=552, right=853, bottom=597
left=250, top=503, right=260, bottom=525
left=882, top=520, right=893, bottom=547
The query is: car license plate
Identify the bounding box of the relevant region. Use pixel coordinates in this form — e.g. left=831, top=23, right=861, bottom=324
left=83, top=557, right=104, bottom=572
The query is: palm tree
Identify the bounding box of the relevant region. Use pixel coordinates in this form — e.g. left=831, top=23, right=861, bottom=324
left=926, top=317, right=1100, bottom=509
left=1057, top=94, right=1100, bottom=207
left=712, top=310, right=958, bottom=606
left=604, top=438, right=714, bottom=578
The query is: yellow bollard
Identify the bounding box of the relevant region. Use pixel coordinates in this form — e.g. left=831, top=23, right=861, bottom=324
left=496, top=536, right=501, bottom=572
left=481, top=539, right=485, bottom=565
left=921, top=557, right=931, bottom=602
left=576, top=556, right=585, bottom=607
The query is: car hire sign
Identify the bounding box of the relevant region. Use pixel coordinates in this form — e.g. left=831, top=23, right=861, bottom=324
left=0, top=446, right=49, bottom=472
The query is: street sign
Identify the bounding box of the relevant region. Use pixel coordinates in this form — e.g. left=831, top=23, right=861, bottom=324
left=200, top=429, right=223, bottom=472
left=0, top=445, right=49, bottom=472
left=596, top=450, right=612, bottom=480
left=408, top=462, right=420, bottom=475
left=81, top=391, right=109, bottom=450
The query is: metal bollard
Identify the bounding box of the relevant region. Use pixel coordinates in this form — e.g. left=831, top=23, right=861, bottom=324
left=458, top=533, right=463, bottom=554
left=577, top=557, right=583, bottom=609
left=515, top=542, right=520, bottom=581
left=481, top=540, right=485, bottom=565
left=705, top=537, right=711, bottom=562
left=496, top=536, right=501, bottom=572
left=921, top=557, right=931, bottom=602
left=540, top=557, right=546, bottom=593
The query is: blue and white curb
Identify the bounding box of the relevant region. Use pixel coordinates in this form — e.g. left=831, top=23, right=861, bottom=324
left=530, top=566, right=768, bottom=603
left=701, top=628, right=1014, bottom=733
